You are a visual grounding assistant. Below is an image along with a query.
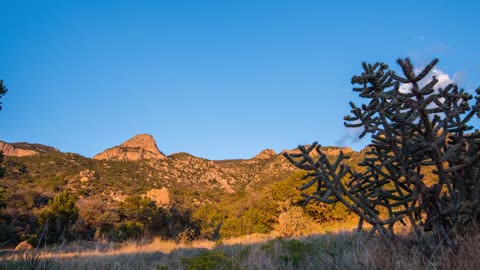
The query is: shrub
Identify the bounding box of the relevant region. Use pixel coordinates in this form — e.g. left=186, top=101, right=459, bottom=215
left=277, top=206, right=311, bottom=237
left=180, top=250, right=241, bottom=270
left=37, top=190, right=79, bottom=244
left=118, top=195, right=158, bottom=237
left=116, top=221, right=144, bottom=240
left=219, top=208, right=270, bottom=239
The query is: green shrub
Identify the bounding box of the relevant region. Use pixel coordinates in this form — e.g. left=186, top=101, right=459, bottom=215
left=116, top=221, right=144, bottom=240
left=37, top=190, right=78, bottom=244
left=219, top=208, right=270, bottom=238
left=279, top=239, right=314, bottom=267
left=180, top=250, right=241, bottom=270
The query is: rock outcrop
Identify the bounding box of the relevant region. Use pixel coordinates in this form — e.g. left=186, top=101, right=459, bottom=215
left=93, top=134, right=166, bottom=161
left=253, top=149, right=277, bottom=160
left=0, top=141, right=58, bottom=157
left=146, top=187, right=170, bottom=206
left=15, top=240, right=34, bottom=250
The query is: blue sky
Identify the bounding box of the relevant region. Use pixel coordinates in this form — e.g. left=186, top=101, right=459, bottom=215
left=0, top=0, right=479, bottom=159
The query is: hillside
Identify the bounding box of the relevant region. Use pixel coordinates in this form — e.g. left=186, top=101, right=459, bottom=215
left=2, top=134, right=357, bottom=198
left=0, top=134, right=359, bottom=245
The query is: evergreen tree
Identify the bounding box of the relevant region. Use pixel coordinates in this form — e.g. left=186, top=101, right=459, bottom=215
left=38, top=191, right=79, bottom=244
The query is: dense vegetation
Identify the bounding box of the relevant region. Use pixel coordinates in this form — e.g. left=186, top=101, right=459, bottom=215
left=0, top=144, right=362, bottom=247
left=0, top=154, right=358, bottom=247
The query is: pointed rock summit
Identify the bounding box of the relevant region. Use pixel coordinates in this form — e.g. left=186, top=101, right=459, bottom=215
left=93, top=134, right=166, bottom=161
left=253, top=149, right=277, bottom=160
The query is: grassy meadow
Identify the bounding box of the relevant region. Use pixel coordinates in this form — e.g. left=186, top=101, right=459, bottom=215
left=2, top=220, right=480, bottom=270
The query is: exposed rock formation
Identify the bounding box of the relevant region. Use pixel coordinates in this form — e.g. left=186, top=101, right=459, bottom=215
left=79, top=169, right=97, bottom=183
left=0, top=141, right=58, bottom=157
left=322, top=147, right=354, bottom=156
left=253, top=149, right=277, bottom=160
left=93, top=134, right=166, bottom=161
left=146, top=187, right=170, bottom=206
left=15, top=240, right=33, bottom=250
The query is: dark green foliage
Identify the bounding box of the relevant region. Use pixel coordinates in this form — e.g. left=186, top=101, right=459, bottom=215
left=116, top=221, right=144, bottom=240
left=279, top=239, right=315, bottom=268
left=116, top=196, right=159, bottom=239
left=118, top=196, right=158, bottom=227
left=180, top=250, right=241, bottom=270
left=0, top=151, right=4, bottom=179
left=75, top=196, right=119, bottom=240
left=193, top=204, right=225, bottom=240
left=260, top=238, right=316, bottom=269
left=38, top=191, right=79, bottom=244
left=219, top=207, right=271, bottom=239
left=285, top=58, right=480, bottom=244
left=164, top=206, right=200, bottom=243
left=0, top=79, right=6, bottom=197
left=0, top=186, right=19, bottom=246
left=115, top=196, right=200, bottom=241
left=267, top=171, right=351, bottom=222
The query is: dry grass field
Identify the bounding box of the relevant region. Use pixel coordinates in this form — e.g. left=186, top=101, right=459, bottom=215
left=2, top=220, right=480, bottom=270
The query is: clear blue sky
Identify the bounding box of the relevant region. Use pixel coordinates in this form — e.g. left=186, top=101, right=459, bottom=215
left=0, top=1, right=479, bottom=159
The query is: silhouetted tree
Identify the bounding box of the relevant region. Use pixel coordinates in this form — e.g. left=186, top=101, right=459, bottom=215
left=0, top=80, right=7, bottom=178
left=0, top=79, right=7, bottom=111
left=285, top=58, right=480, bottom=245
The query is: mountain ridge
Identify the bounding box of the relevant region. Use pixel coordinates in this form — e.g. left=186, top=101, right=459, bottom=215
left=1, top=134, right=357, bottom=164
left=0, top=141, right=59, bottom=157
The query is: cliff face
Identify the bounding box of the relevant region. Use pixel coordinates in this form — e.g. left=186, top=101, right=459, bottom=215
left=0, top=141, right=58, bottom=157
left=93, top=134, right=166, bottom=161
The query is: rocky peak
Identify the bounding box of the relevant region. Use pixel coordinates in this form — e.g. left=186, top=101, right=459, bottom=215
left=93, top=134, right=166, bottom=161
left=253, top=149, right=277, bottom=160
left=121, top=134, right=159, bottom=152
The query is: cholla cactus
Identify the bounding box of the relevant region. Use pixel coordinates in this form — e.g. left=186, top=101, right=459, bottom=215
left=284, top=58, right=480, bottom=244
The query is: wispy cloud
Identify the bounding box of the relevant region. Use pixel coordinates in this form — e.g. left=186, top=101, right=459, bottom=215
left=335, top=126, right=364, bottom=146
left=399, top=68, right=454, bottom=93
left=338, top=68, right=460, bottom=148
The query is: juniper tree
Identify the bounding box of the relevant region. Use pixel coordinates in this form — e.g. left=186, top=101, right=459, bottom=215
left=38, top=191, right=79, bottom=244
left=284, top=58, right=480, bottom=244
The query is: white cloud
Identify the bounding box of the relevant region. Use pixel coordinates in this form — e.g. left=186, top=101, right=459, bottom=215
left=399, top=68, right=454, bottom=93
left=335, top=125, right=365, bottom=146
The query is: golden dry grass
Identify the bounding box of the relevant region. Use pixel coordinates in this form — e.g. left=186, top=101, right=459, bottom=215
left=2, top=223, right=480, bottom=270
